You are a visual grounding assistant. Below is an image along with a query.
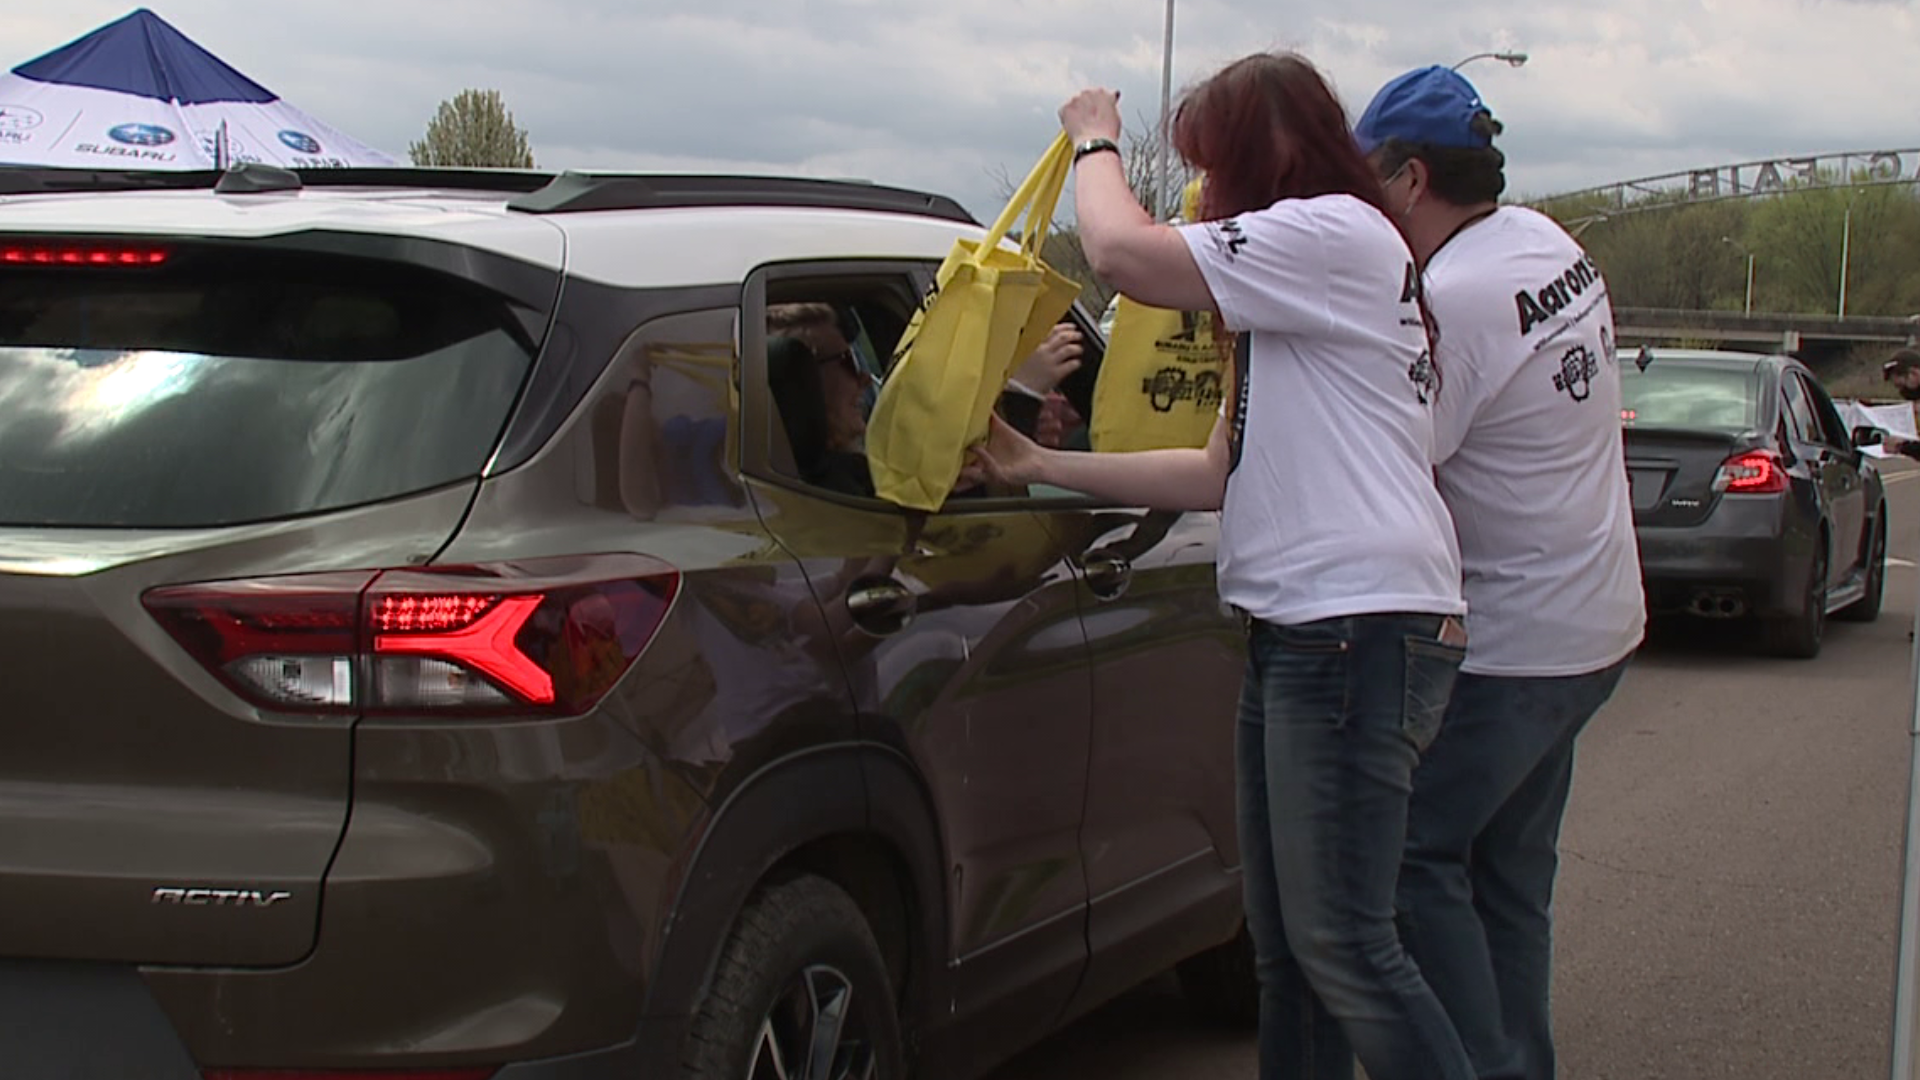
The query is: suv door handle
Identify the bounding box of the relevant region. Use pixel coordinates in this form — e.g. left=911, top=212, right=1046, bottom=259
left=1079, top=552, right=1133, bottom=602
left=845, top=576, right=916, bottom=636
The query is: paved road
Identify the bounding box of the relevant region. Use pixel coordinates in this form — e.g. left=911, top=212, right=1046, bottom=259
left=988, top=459, right=1920, bottom=1080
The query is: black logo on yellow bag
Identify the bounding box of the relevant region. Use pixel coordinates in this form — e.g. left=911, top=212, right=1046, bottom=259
left=1143, top=368, right=1225, bottom=413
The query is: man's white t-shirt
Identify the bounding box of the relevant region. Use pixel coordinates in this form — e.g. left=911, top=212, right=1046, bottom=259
left=1426, top=206, right=1646, bottom=676
left=1180, top=195, right=1464, bottom=626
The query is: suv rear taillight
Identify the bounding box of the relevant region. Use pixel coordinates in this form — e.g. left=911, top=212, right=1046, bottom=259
left=2, top=242, right=169, bottom=266
left=1712, top=449, right=1787, bottom=494
left=143, top=555, right=679, bottom=716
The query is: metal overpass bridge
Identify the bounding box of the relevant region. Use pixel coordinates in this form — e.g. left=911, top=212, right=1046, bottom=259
left=1542, top=147, right=1920, bottom=359
left=1546, top=146, right=1920, bottom=218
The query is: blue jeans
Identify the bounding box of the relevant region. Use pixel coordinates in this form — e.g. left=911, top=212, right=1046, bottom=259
left=1396, top=659, right=1630, bottom=1080
left=1237, top=613, right=1473, bottom=1080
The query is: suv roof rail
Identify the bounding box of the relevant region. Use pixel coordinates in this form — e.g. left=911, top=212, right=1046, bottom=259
left=0, top=167, right=218, bottom=196
left=505, top=171, right=978, bottom=224
left=0, top=165, right=978, bottom=224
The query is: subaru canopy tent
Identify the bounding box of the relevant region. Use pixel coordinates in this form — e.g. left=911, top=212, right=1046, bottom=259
left=0, top=8, right=397, bottom=170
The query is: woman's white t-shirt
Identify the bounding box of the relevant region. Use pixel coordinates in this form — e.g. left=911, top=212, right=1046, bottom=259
left=1178, top=194, right=1464, bottom=626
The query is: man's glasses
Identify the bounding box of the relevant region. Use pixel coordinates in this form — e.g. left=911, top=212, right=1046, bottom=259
left=815, top=347, right=860, bottom=373
left=816, top=345, right=883, bottom=392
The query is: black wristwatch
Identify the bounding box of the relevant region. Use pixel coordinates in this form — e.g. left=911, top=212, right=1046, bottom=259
left=1073, top=137, right=1121, bottom=164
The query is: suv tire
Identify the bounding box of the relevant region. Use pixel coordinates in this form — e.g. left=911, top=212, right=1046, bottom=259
left=1175, top=923, right=1259, bottom=1029
left=684, top=874, right=903, bottom=1080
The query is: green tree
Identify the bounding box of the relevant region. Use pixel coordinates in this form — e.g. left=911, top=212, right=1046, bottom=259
left=408, top=89, right=536, bottom=169
left=1579, top=197, right=1748, bottom=311
left=1746, top=182, right=1920, bottom=316
left=1532, top=179, right=1920, bottom=317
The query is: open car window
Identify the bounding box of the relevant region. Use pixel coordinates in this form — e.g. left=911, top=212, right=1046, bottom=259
left=755, top=268, right=1109, bottom=509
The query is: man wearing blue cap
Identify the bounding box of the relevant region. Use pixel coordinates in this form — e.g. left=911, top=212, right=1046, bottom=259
left=1355, top=66, right=1646, bottom=1080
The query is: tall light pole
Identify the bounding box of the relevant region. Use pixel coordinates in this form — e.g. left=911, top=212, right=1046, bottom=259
left=1157, top=0, right=1176, bottom=220
left=1451, top=50, right=1529, bottom=71
left=1721, top=236, right=1755, bottom=316
left=1839, top=196, right=1855, bottom=318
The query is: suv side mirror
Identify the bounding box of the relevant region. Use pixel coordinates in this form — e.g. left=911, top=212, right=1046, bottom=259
left=1853, top=425, right=1886, bottom=448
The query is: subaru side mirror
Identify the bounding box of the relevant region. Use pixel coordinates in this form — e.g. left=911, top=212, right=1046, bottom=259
left=1852, top=425, right=1885, bottom=448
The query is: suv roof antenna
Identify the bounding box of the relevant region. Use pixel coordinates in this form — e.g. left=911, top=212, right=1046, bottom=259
left=214, top=161, right=304, bottom=195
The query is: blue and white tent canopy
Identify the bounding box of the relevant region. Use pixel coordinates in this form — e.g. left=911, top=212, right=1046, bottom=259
left=0, top=8, right=397, bottom=170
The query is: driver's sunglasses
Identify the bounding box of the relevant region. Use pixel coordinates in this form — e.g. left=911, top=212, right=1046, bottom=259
left=815, top=347, right=861, bottom=375
left=816, top=346, right=881, bottom=390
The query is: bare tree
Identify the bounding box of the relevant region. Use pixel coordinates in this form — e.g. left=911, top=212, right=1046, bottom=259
left=982, top=110, right=1196, bottom=315
left=1121, top=114, right=1196, bottom=222
left=409, top=89, right=536, bottom=169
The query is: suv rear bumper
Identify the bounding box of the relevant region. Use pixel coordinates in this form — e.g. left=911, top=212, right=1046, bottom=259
left=0, top=958, right=199, bottom=1080
left=0, top=956, right=677, bottom=1079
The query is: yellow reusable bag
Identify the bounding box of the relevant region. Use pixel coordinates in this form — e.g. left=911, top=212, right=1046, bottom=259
left=865, top=133, right=1082, bottom=510
left=1090, top=177, right=1228, bottom=452
left=1089, top=303, right=1226, bottom=452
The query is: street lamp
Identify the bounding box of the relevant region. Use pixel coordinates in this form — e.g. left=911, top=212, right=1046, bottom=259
left=1157, top=0, right=1175, bottom=221
left=1720, top=236, right=1756, bottom=316
left=1839, top=193, right=1857, bottom=319
left=1451, top=50, right=1529, bottom=71
left=1568, top=213, right=1608, bottom=239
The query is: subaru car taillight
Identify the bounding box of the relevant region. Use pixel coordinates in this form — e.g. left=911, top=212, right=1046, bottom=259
left=144, top=555, right=679, bottom=716
left=1712, top=449, right=1787, bottom=494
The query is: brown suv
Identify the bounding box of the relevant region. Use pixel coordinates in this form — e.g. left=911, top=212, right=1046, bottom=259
left=0, top=164, right=1250, bottom=1079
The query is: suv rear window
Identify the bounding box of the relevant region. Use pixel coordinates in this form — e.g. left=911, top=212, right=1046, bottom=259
left=1620, top=362, right=1758, bottom=432
left=0, top=243, right=542, bottom=527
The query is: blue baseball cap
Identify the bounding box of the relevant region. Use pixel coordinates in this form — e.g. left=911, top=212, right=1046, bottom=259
left=1354, top=66, right=1495, bottom=155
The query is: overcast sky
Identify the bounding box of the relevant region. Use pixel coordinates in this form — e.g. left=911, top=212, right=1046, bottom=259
left=4, top=1, right=1917, bottom=220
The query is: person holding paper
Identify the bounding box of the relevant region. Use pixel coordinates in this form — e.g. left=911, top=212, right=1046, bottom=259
left=967, top=51, right=1473, bottom=1080
left=1878, top=349, right=1920, bottom=459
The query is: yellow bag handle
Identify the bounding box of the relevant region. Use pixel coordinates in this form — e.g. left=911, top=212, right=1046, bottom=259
left=978, top=132, right=1074, bottom=258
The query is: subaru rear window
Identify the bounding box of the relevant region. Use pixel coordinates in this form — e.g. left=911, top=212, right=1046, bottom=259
left=1619, top=363, right=1758, bottom=432
left=0, top=243, right=542, bottom=527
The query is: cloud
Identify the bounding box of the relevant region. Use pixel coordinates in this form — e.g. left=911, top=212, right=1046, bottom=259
left=2, top=0, right=1916, bottom=219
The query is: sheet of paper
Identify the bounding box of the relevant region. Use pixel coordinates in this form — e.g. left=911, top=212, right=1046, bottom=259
left=1838, top=399, right=1916, bottom=457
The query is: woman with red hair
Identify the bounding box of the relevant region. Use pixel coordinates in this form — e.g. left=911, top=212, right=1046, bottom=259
left=968, top=53, right=1472, bottom=1080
